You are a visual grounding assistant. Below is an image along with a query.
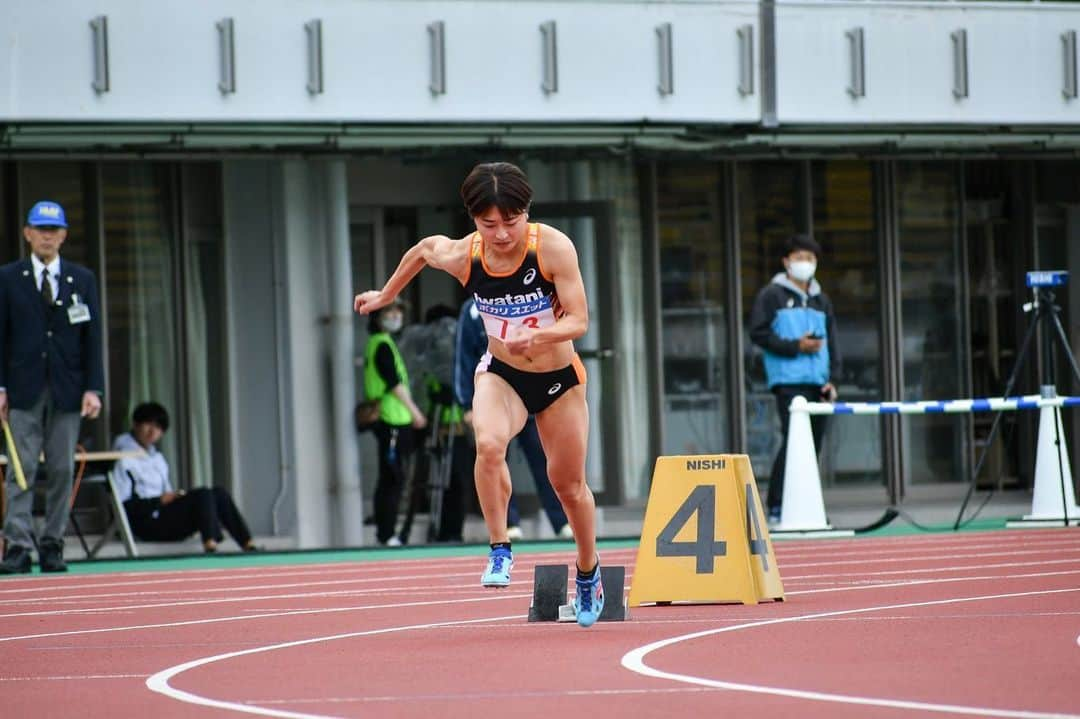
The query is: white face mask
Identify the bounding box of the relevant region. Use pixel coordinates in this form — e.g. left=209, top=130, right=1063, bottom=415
left=381, top=316, right=403, bottom=333
left=788, top=260, right=817, bottom=283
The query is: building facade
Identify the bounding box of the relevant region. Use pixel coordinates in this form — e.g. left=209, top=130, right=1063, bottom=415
left=3, top=0, right=1079, bottom=546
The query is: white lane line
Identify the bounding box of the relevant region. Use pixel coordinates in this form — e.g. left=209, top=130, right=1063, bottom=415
left=0, top=673, right=145, bottom=682
left=251, top=686, right=724, bottom=705
left=0, top=592, right=531, bottom=644
left=783, top=557, right=1080, bottom=582
left=783, top=568, right=1080, bottom=597
left=0, top=557, right=502, bottom=596
left=146, top=614, right=524, bottom=719
left=7, top=556, right=1076, bottom=621
left=0, top=551, right=628, bottom=597
left=780, top=547, right=1080, bottom=570
left=775, top=536, right=1080, bottom=560
left=13, top=553, right=1077, bottom=609
left=5, top=564, right=1074, bottom=646
left=3, top=535, right=1072, bottom=598
left=0, top=580, right=525, bottom=619
left=622, top=587, right=1080, bottom=719
left=0, top=572, right=489, bottom=606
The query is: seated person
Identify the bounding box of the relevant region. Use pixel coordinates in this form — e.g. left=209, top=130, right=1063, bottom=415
left=113, top=402, right=256, bottom=553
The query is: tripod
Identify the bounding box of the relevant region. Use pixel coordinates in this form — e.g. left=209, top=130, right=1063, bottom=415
left=954, top=282, right=1080, bottom=529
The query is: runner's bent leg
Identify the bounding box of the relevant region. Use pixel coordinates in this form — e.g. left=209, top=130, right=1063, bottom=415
left=534, top=386, right=595, bottom=573
left=471, top=373, right=528, bottom=544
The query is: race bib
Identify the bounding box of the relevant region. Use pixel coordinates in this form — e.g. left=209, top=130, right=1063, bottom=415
left=476, top=295, right=557, bottom=341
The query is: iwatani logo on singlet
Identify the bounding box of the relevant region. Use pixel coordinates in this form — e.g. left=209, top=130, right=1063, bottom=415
left=473, top=288, right=547, bottom=307
left=473, top=288, right=557, bottom=340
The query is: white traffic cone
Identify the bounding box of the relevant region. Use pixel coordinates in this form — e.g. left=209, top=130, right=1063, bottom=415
left=774, top=396, right=850, bottom=535
left=1010, top=404, right=1080, bottom=526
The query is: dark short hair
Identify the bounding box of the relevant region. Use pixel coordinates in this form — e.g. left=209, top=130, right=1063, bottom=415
left=424, top=303, right=457, bottom=323
left=132, top=402, right=170, bottom=432
left=460, top=162, right=533, bottom=219
left=367, top=300, right=406, bottom=334
left=784, top=234, right=822, bottom=259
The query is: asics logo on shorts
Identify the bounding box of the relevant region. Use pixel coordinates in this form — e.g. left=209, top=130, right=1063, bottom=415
left=547, top=383, right=562, bottom=395
left=523, top=268, right=537, bottom=285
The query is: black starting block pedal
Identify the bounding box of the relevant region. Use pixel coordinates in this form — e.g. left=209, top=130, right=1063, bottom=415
left=530, top=564, right=629, bottom=623
left=557, top=565, right=629, bottom=622
left=528, top=565, right=568, bottom=622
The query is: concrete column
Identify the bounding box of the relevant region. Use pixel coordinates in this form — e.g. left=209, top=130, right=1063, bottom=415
left=280, top=160, right=334, bottom=548
left=323, top=159, right=365, bottom=545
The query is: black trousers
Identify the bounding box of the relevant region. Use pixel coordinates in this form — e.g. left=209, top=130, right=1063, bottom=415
left=125, top=487, right=253, bottom=547
left=768, top=384, right=830, bottom=513
left=433, top=437, right=474, bottom=542
left=373, top=423, right=415, bottom=544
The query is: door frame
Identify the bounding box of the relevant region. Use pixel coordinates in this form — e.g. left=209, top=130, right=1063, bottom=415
left=531, top=200, right=624, bottom=505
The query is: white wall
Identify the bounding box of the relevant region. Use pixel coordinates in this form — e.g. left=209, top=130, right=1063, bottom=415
left=776, top=1, right=1080, bottom=125
left=0, top=0, right=760, bottom=124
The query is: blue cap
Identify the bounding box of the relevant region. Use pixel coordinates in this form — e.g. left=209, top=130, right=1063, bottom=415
left=26, top=201, right=68, bottom=228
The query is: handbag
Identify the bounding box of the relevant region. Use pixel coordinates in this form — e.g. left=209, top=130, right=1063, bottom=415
left=354, top=398, right=381, bottom=433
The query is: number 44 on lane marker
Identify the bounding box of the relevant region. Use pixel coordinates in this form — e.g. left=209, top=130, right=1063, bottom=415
left=628, top=454, right=785, bottom=606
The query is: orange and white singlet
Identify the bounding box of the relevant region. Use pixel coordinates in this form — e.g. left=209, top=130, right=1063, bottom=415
left=461, top=223, right=561, bottom=342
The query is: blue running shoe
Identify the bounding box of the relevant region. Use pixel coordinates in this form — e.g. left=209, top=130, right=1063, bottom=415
left=481, top=547, right=513, bottom=587
left=573, top=565, right=605, bottom=628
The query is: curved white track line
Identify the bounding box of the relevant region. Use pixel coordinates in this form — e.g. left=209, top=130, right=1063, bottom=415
left=622, top=587, right=1080, bottom=719
left=146, top=614, right=522, bottom=718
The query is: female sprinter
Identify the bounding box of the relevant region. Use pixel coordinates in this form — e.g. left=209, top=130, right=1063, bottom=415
left=353, top=162, right=603, bottom=627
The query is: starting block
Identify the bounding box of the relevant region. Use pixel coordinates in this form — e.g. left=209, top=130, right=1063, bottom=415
left=528, top=564, right=629, bottom=623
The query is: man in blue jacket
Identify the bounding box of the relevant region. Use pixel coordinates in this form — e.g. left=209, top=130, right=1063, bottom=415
left=0, top=201, right=104, bottom=574
left=748, top=234, right=840, bottom=525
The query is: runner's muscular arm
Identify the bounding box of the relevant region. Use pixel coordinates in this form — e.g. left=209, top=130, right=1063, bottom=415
left=354, top=235, right=469, bottom=315
left=522, top=228, right=589, bottom=346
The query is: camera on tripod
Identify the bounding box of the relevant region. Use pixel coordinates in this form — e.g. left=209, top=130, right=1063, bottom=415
left=1023, top=271, right=1068, bottom=315
left=1026, top=270, right=1068, bottom=288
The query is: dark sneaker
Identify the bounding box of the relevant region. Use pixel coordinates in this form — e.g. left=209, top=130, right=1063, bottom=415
left=39, top=539, right=68, bottom=573
left=573, top=564, right=605, bottom=628
left=0, top=544, right=33, bottom=575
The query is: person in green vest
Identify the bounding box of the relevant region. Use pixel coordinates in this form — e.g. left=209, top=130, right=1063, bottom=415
left=364, top=300, right=427, bottom=546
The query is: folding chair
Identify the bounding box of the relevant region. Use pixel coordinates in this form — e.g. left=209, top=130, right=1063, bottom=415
left=69, top=453, right=139, bottom=559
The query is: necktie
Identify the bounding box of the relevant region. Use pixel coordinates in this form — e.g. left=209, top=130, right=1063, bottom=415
left=41, top=269, right=53, bottom=306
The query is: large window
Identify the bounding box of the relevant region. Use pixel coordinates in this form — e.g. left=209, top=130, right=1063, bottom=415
left=657, top=164, right=732, bottom=456
left=811, top=160, right=883, bottom=486
left=738, top=161, right=800, bottom=479
left=181, top=163, right=229, bottom=490
left=897, top=161, right=967, bottom=485
left=102, top=163, right=181, bottom=473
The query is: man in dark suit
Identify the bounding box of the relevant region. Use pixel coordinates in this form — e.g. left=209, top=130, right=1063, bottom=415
left=0, top=201, right=104, bottom=574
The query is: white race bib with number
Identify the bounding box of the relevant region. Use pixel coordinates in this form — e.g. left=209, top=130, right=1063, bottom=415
left=475, top=295, right=557, bottom=341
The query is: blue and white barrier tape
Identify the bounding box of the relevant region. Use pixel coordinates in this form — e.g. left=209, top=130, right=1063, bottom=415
left=791, top=394, right=1080, bottom=416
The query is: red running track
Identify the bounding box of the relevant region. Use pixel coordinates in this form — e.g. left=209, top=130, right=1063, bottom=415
left=0, top=528, right=1078, bottom=718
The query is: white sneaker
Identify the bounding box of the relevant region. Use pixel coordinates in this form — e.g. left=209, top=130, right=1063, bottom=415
left=557, top=524, right=574, bottom=539
left=386, top=536, right=403, bottom=547
left=506, top=526, right=524, bottom=541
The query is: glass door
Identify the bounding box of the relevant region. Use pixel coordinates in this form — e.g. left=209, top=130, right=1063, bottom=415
left=531, top=201, right=622, bottom=504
